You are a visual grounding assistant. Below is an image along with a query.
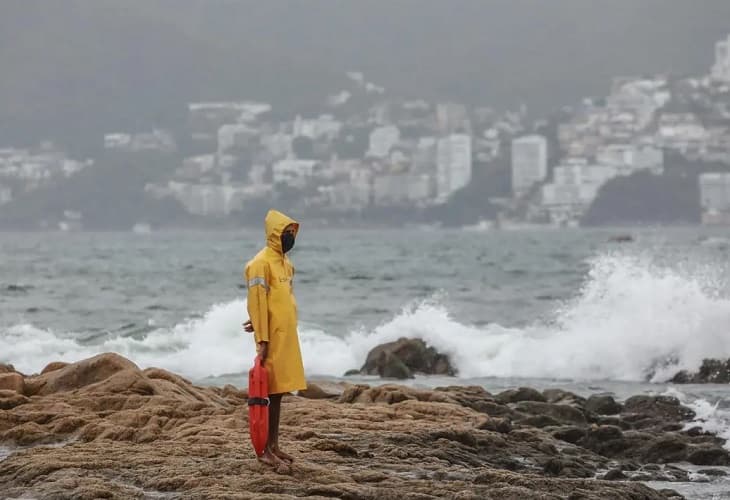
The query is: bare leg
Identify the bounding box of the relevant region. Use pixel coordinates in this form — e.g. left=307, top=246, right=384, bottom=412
left=256, top=394, right=287, bottom=470
left=267, top=394, right=294, bottom=463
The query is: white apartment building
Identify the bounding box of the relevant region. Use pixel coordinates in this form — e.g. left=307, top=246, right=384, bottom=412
left=657, top=113, right=707, bottom=153
left=104, top=130, right=176, bottom=153
left=261, top=133, right=293, bottom=159
left=712, top=34, right=730, bottom=83
left=0, top=184, right=11, bottom=205
left=272, top=159, right=320, bottom=189
left=511, top=135, right=548, bottom=198
left=293, top=114, right=342, bottom=141
left=541, top=161, right=621, bottom=225
left=218, top=124, right=255, bottom=155
left=436, top=134, right=472, bottom=202
left=595, top=144, right=664, bottom=175
left=700, top=172, right=730, bottom=212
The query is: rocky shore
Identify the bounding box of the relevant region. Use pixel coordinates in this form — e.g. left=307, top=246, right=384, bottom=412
left=0, top=354, right=727, bottom=499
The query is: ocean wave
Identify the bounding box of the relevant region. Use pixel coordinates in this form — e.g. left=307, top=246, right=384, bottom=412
left=2, top=254, right=730, bottom=383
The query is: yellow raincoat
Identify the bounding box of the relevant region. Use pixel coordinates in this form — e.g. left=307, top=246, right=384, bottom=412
left=245, top=210, right=306, bottom=394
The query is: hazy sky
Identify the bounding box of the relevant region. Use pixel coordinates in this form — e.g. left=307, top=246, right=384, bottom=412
left=2, top=0, right=730, bottom=148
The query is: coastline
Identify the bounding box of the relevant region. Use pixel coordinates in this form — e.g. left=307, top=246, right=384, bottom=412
left=4, top=353, right=726, bottom=499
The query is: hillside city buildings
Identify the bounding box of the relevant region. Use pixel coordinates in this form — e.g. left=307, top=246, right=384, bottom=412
left=3, top=35, right=730, bottom=228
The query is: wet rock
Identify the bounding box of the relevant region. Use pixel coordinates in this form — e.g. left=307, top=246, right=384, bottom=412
left=621, top=461, right=641, bottom=472
left=661, top=423, right=684, bottom=432
left=588, top=425, right=623, bottom=442
left=552, top=426, right=586, bottom=444
left=430, top=428, right=478, bottom=448
left=378, top=352, right=413, bottom=379
left=656, top=489, right=684, bottom=500
left=360, top=338, right=456, bottom=379
left=687, top=446, right=730, bottom=466
left=671, top=358, right=730, bottom=384
left=522, top=415, right=561, bottom=428
left=581, top=425, right=629, bottom=457
left=603, top=468, right=627, bottom=480
left=496, top=387, right=547, bottom=404
left=543, top=458, right=564, bottom=476
left=343, top=369, right=361, bottom=376
left=473, top=470, right=667, bottom=499
left=543, top=389, right=586, bottom=407
left=623, top=395, right=695, bottom=422
left=0, top=373, right=25, bottom=395
left=476, top=417, right=513, bottom=434
left=595, top=416, right=632, bottom=430
left=664, top=465, right=691, bottom=482
left=585, top=395, right=622, bottom=415
left=670, top=371, right=692, bottom=384
left=698, top=468, right=727, bottom=477
left=537, top=442, right=559, bottom=456
left=513, top=401, right=586, bottom=425
left=471, top=401, right=517, bottom=418
left=641, top=436, right=689, bottom=463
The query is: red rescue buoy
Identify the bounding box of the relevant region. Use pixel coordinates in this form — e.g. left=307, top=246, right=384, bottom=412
left=248, top=355, right=269, bottom=456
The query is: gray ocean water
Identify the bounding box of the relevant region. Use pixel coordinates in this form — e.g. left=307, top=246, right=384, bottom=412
left=2, top=226, right=730, bottom=497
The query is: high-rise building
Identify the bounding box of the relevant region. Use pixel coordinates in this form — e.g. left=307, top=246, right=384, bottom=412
left=700, top=173, right=730, bottom=212
left=511, top=135, right=548, bottom=198
left=0, top=184, right=11, bottom=205
left=712, top=34, right=730, bottom=83
left=436, top=134, right=472, bottom=203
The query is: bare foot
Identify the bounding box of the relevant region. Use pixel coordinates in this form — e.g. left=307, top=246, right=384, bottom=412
left=257, top=448, right=284, bottom=469
left=275, top=462, right=292, bottom=475
left=271, top=445, right=294, bottom=463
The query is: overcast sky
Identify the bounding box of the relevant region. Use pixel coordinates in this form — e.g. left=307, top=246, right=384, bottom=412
left=2, top=0, right=730, bottom=147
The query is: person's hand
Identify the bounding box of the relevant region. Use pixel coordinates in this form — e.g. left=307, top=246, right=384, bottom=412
left=243, top=319, right=254, bottom=333
left=257, top=341, right=269, bottom=361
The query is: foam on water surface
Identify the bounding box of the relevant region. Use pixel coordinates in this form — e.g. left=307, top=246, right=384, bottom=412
left=3, top=253, right=730, bottom=384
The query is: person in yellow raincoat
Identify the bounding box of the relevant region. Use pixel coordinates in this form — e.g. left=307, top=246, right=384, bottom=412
left=243, top=209, right=306, bottom=470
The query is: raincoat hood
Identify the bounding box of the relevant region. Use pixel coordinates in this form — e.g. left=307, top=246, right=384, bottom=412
left=265, top=210, right=299, bottom=255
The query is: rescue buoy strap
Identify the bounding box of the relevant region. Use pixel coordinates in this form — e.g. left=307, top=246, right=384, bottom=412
left=248, top=397, right=270, bottom=407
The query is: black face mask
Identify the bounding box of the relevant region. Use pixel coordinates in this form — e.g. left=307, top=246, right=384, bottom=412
left=281, top=232, right=295, bottom=254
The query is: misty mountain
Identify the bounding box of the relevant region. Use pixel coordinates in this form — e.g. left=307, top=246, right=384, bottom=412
left=2, top=0, right=730, bottom=152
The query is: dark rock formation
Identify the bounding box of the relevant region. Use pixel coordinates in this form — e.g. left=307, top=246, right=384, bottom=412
left=585, top=395, right=623, bottom=415
left=357, top=338, right=456, bottom=379
left=672, top=358, right=730, bottom=384
left=497, top=387, right=547, bottom=404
